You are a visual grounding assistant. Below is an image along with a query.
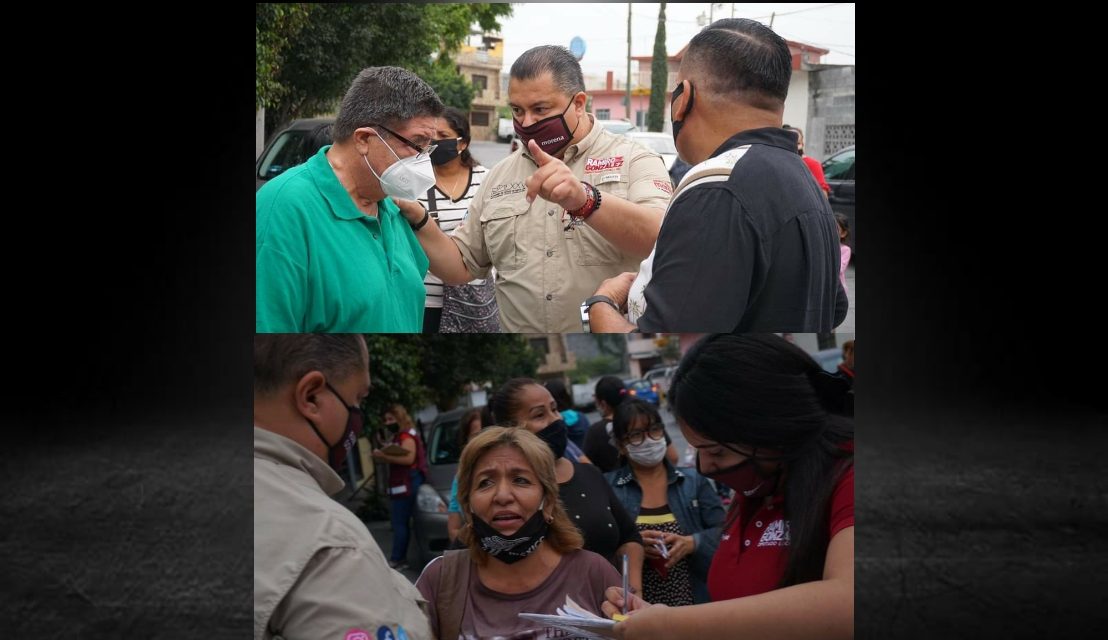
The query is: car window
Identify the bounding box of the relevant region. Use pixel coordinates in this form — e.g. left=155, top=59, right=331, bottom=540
left=428, top=417, right=463, bottom=465
left=257, top=130, right=314, bottom=181
left=822, top=148, right=855, bottom=180
left=629, top=136, right=676, bottom=155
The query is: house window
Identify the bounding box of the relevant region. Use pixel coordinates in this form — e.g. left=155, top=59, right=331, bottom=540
left=472, top=74, right=488, bottom=98
left=596, top=108, right=611, bottom=119
left=471, top=111, right=490, bottom=127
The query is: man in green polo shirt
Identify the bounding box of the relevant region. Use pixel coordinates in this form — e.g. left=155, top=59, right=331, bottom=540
left=257, top=66, right=444, bottom=332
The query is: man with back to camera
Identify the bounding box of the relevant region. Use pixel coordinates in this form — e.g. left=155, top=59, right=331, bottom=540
left=256, top=66, right=444, bottom=332
left=585, top=19, right=849, bottom=333
left=254, top=333, right=431, bottom=640
left=392, top=45, right=674, bottom=333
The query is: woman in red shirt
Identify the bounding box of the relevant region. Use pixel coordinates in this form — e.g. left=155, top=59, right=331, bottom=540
left=602, top=334, right=854, bottom=639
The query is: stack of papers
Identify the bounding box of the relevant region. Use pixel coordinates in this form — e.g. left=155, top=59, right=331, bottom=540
left=518, top=595, right=619, bottom=639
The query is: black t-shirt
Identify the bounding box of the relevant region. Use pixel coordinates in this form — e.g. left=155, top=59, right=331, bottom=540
left=582, top=419, right=621, bottom=473
left=559, top=461, right=641, bottom=562
left=638, top=127, right=848, bottom=332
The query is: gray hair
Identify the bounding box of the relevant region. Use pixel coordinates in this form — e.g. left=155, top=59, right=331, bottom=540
left=254, top=334, right=367, bottom=395
left=510, top=45, right=585, bottom=97
left=333, top=66, right=444, bottom=142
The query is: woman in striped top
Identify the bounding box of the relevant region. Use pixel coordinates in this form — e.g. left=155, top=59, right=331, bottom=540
left=418, top=107, right=501, bottom=333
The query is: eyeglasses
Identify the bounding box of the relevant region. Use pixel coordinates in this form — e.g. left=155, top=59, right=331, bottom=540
left=369, top=123, right=438, bottom=159
left=623, top=422, right=666, bottom=446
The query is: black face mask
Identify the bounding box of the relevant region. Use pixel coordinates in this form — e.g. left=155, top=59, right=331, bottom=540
left=670, top=81, right=695, bottom=147
left=797, top=147, right=805, bottom=156
left=306, top=382, right=362, bottom=474
left=470, top=499, right=550, bottom=564
left=430, top=138, right=460, bottom=166
left=534, top=419, right=568, bottom=460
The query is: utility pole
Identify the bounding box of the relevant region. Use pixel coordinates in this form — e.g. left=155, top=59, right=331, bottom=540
left=770, top=12, right=776, bottom=27
left=626, top=2, right=632, bottom=120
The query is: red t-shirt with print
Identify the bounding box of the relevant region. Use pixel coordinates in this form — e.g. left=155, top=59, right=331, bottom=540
left=707, top=443, right=854, bottom=600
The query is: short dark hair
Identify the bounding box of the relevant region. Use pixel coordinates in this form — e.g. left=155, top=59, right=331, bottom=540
left=254, top=334, right=366, bottom=395
left=510, top=45, right=585, bottom=97
left=441, top=106, right=477, bottom=169
left=490, top=377, right=542, bottom=426
left=594, top=376, right=627, bottom=411
left=682, top=18, right=792, bottom=108
left=611, top=398, right=662, bottom=443
left=543, top=378, right=573, bottom=412
left=834, top=213, right=850, bottom=242
left=333, top=66, right=444, bottom=142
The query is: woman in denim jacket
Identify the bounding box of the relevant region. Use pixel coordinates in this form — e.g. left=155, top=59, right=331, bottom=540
left=603, top=399, right=724, bottom=605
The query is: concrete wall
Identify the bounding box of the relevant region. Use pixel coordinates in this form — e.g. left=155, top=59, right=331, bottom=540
left=806, top=65, right=856, bottom=162
left=783, top=71, right=810, bottom=143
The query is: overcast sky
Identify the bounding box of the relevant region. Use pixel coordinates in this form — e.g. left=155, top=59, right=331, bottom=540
left=497, top=3, right=855, bottom=83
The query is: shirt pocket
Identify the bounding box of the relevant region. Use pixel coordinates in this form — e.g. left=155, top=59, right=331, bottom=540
left=480, top=199, right=530, bottom=271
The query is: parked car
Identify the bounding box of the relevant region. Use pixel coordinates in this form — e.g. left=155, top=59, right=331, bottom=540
left=497, top=117, right=515, bottom=142
left=255, top=118, right=336, bottom=191
left=623, top=378, right=660, bottom=405
left=597, top=119, right=639, bottom=135
left=643, top=365, right=677, bottom=403
left=411, top=406, right=475, bottom=567
left=571, top=378, right=600, bottom=411
left=822, top=145, right=855, bottom=254
left=624, top=131, right=678, bottom=172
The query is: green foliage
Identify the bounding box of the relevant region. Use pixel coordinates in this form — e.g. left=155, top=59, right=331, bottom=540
left=647, top=3, right=668, bottom=132
left=257, top=3, right=514, bottom=134
left=592, top=334, right=627, bottom=359
left=420, top=58, right=476, bottom=111
left=657, top=335, right=682, bottom=363
left=255, top=3, right=313, bottom=110
left=360, top=334, right=540, bottom=438
left=571, top=355, right=622, bottom=383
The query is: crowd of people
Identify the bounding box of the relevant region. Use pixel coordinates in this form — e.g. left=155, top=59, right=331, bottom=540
left=254, top=331, right=855, bottom=639
left=257, top=17, right=849, bottom=334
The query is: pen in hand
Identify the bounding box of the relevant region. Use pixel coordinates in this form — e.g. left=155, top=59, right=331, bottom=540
left=621, top=552, right=629, bottom=616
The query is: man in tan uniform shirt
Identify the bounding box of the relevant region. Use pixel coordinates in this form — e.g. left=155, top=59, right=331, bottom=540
left=254, top=334, right=431, bottom=640
left=394, top=45, right=672, bottom=332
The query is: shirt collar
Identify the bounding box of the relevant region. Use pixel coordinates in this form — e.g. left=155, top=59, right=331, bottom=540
left=709, top=127, right=800, bottom=160
left=307, top=146, right=394, bottom=223
left=614, top=460, right=685, bottom=486
left=254, top=426, right=345, bottom=495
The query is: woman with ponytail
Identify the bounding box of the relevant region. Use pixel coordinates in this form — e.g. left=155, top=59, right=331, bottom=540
left=601, top=334, right=854, bottom=640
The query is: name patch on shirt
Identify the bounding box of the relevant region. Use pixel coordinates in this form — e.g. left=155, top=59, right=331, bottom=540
left=585, top=156, right=624, bottom=173
left=489, top=182, right=526, bottom=199
left=757, top=519, right=791, bottom=547
left=596, top=172, right=622, bottom=184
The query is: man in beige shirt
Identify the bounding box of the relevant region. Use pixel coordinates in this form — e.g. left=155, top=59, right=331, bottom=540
left=394, top=45, right=673, bottom=332
left=254, top=334, right=431, bottom=640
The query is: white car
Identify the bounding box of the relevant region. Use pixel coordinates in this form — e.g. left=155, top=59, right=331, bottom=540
left=624, top=131, right=678, bottom=171
left=597, top=119, right=639, bottom=135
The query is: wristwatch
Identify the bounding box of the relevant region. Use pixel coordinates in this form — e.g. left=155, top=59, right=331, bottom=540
left=580, top=295, right=621, bottom=332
